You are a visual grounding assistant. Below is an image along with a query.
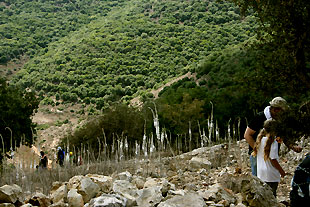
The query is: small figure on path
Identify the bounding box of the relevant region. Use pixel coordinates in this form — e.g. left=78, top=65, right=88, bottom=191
left=39, top=151, right=48, bottom=169
left=57, top=146, right=65, bottom=167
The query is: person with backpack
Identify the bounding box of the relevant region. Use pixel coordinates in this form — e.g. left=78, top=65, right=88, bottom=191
left=290, top=153, right=310, bottom=206
left=57, top=147, right=65, bottom=167
left=244, top=97, right=302, bottom=176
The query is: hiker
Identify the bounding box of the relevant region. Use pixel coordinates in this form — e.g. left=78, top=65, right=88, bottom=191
left=39, top=151, right=48, bottom=169
left=244, top=97, right=302, bottom=176
left=252, top=119, right=285, bottom=197
left=57, top=147, right=65, bottom=166
left=69, top=151, right=74, bottom=165
left=290, top=152, right=310, bottom=206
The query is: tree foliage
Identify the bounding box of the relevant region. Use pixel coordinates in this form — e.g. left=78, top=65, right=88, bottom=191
left=0, top=0, right=126, bottom=64
left=231, top=0, right=310, bottom=95
left=9, top=0, right=258, bottom=110
left=0, top=77, right=39, bottom=159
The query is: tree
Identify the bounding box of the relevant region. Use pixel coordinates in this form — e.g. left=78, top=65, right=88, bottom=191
left=0, top=78, right=39, bottom=162
left=231, top=0, right=310, bottom=95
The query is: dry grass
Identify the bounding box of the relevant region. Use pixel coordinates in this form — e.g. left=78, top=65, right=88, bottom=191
left=0, top=137, right=245, bottom=196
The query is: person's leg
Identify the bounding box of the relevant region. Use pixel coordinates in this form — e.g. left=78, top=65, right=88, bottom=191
left=266, top=182, right=278, bottom=197
left=249, top=155, right=257, bottom=176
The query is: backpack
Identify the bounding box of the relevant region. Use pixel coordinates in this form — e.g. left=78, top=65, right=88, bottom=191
left=291, top=153, right=310, bottom=198
left=58, top=149, right=64, bottom=160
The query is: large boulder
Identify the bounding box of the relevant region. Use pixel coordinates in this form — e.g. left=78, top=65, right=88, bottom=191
left=86, top=194, right=127, bottom=207
left=77, top=177, right=100, bottom=203
left=114, top=171, right=132, bottom=182
left=189, top=157, right=212, bottom=171
left=86, top=174, right=113, bottom=193
left=67, top=175, right=84, bottom=190
left=27, top=192, right=51, bottom=207
left=136, top=186, right=163, bottom=207
left=219, top=173, right=280, bottom=207
left=157, top=193, right=206, bottom=207
left=67, top=189, right=84, bottom=207
left=112, top=180, right=138, bottom=206
left=50, top=184, right=68, bottom=204
left=0, top=184, right=23, bottom=204
left=198, top=183, right=237, bottom=205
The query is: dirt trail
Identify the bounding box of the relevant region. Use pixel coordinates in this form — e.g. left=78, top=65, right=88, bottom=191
left=130, top=72, right=195, bottom=106
left=32, top=72, right=195, bottom=152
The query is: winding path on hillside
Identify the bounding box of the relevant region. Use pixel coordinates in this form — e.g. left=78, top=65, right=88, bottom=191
left=130, top=72, right=196, bottom=106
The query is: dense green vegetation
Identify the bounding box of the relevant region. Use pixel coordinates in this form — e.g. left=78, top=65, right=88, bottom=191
left=11, top=0, right=257, bottom=110
left=0, top=0, right=126, bottom=64
left=0, top=78, right=39, bottom=162
left=2, top=0, right=309, bottom=158
left=231, top=0, right=310, bottom=97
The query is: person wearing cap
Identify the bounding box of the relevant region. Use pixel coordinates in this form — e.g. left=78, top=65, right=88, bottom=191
left=244, top=97, right=302, bottom=176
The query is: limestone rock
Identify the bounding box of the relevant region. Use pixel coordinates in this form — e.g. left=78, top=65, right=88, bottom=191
left=240, top=176, right=278, bottom=207
left=136, top=186, right=163, bottom=207
left=86, top=174, right=113, bottom=193
left=20, top=204, right=33, bottom=207
left=199, top=183, right=237, bottom=205
left=114, top=171, right=132, bottom=182
left=131, top=176, right=145, bottom=189
left=0, top=184, right=23, bottom=204
left=27, top=192, right=51, bottom=207
left=49, top=200, right=68, bottom=207
left=87, top=194, right=127, bottom=207
left=50, top=184, right=67, bottom=204
left=218, top=173, right=280, bottom=206
left=78, top=177, right=100, bottom=203
left=68, top=175, right=84, bottom=190
left=112, top=180, right=138, bottom=206
left=189, top=157, right=212, bottom=170
left=157, top=193, right=206, bottom=207
left=67, top=189, right=84, bottom=207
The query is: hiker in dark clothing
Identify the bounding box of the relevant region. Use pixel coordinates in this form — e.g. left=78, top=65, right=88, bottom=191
left=57, top=147, right=65, bottom=167
left=39, top=151, right=48, bottom=169
left=244, top=97, right=302, bottom=176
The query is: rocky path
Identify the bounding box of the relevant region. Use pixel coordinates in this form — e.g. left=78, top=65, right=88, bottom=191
left=1, top=138, right=308, bottom=207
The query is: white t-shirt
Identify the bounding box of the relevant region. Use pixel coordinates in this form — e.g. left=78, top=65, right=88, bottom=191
left=257, top=136, right=280, bottom=182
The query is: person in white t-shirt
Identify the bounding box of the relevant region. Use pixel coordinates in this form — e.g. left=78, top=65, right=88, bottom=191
left=252, top=119, right=286, bottom=197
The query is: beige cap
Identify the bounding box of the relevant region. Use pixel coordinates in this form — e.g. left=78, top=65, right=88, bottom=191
left=269, top=97, right=288, bottom=110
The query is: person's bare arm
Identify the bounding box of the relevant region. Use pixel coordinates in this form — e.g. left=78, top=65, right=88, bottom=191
left=283, top=139, right=303, bottom=153
left=244, top=127, right=256, bottom=149
left=270, top=159, right=286, bottom=177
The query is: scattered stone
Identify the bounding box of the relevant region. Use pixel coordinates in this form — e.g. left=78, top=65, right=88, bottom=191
left=0, top=184, right=23, bottom=204
left=27, top=192, right=51, bottom=207
left=67, top=189, right=84, bottom=207
left=87, top=194, right=127, bottom=207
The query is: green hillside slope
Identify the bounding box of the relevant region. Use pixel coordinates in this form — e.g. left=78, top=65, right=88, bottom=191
left=10, top=0, right=257, bottom=109
left=0, top=0, right=126, bottom=64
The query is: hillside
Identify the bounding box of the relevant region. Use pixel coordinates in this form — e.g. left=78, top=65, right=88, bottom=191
left=8, top=0, right=257, bottom=110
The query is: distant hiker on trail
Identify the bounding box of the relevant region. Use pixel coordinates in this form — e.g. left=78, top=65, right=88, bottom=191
left=39, top=151, right=48, bottom=169
left=290, top=152, right=310, bottom=206
left=252, top=119, right=285, bottom=197
left=244, top=97, right=302, bottom=176
left=69, top=151, right=74, bottom=165
left=57, top=147, right=65, bottom=167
